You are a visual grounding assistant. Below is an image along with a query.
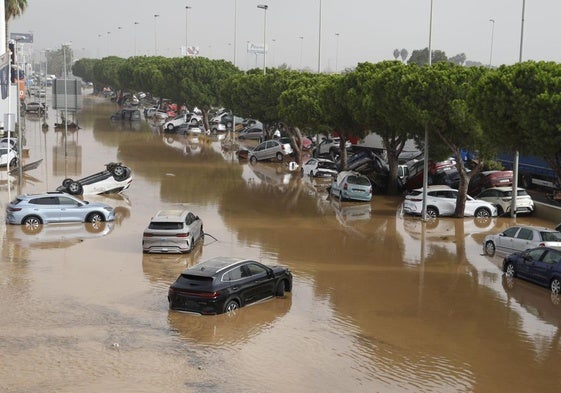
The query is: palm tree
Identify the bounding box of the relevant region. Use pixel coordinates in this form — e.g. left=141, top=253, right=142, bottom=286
left=4, top=0, right=28, bottom=43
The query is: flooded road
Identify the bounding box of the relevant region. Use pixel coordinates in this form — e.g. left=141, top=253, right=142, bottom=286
left=1, top=95, right=561, bottom=392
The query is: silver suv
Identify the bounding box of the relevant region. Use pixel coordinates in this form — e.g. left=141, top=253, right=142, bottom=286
left=142, top=209, right=204, bottom=253
left=5, top=192, right=115, bottom=232
left=248, top=139, right=293, bottom=164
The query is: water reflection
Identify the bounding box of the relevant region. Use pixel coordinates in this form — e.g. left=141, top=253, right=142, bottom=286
left=5, top=221, right=115, bottom=249
left=167, top=295, right=292, bottom=346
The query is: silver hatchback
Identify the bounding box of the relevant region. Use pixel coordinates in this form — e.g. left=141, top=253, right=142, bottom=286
left=142, top=209, right=204, bottom=253
left=248, top=139, right=293, bottom=164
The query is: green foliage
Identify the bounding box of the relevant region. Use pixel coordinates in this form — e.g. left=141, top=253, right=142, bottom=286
left=407, top=48, right=448, bottom=66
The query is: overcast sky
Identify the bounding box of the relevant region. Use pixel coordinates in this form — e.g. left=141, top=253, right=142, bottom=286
left=8, top=0, right=561, bottom=71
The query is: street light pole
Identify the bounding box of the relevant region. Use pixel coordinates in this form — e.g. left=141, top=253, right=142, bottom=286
left=233, top=0, right=237, bottom=65
left=154, top=14, right=160, bottom=55
left=488, top=18, right=495, bottom=68
left=185, top=6, right=191, bottom=56
left=335, top=33, right=340, bottom=73
left=257, top=4, right=268, bottom=75
left=134, top=22, right=139, bottom=56
left=298, top=36, right=304, bottom=71
left=317, top=0, right=322, bottom=73
left=422, top=0, right=434, bottom=222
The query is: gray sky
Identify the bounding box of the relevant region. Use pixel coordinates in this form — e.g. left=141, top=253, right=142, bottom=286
left=8, top=0, right=561, bottom=71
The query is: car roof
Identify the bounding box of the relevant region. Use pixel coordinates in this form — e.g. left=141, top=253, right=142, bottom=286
left=16, top=191, right=73, bottom=200
left=482, top=186, right=525, bottom=192
left=184, top=257, right=252, bottom=277
left=412, top=185, right=453, bottom=192
left=508, top=225, right=559, bottom=233
left=151, top=209, right=191, bottom=222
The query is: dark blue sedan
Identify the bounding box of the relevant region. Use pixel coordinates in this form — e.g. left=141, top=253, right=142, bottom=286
left=502, top=247, right=561, bottom=294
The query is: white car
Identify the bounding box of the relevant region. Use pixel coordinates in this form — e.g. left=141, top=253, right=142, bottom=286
left=476, top=187, right=534, bottom=216
left=483, top=225, right=561, bottom=257
left=163, top=113, right=201, bottom=131
left=301, top=158, right=338, bottom=177
left=403, top=186, right=497, bottom=218
left=56, top=162, right=133, bottom=196
left=0, top=146, right=18, bottom=168
left=142, top=209, right=204, bottom=254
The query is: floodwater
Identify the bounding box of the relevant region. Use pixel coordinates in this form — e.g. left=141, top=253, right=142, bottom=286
left=1, top=95, right=561, bottom=393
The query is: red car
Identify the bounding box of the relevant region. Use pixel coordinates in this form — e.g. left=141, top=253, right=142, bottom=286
left=468, top=170, right=513, bottom=196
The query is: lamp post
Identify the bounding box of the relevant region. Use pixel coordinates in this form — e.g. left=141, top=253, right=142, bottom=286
left=317, top=0, right=322, bottom=73
left=106, top=31, right=111, bottom=56
left=298, top=36, right=304, bottom=71
left=117, top=26, right=123, bottom=56
left=154, top=14, right=160, bottom=55
left=97, top=34, right=102, bottom=58
left=421, top=0, right=434, bottom=222
left=257, top=4, right=268, bottom=75
left=233, top=0, right=237, bottom=65
left=185, top=6, right=191, bottom=56
left=511, top=0, right=526, bottom=218
left=134, top=22, right=139, bottom=56
left=488, top=18, right=495, bottom=68
left=334, top=33, right=340, bottom=73
left=62, top=43, right=69, bottom=157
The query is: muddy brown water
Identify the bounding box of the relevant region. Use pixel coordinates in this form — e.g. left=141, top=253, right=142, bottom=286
left=1, top=95, right=561, bottom=392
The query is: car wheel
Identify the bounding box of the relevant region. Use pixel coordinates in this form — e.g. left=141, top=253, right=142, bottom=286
left=474, top=207, right=491, bottom=218
left=224, top=300, right=239, bottom=314
left=426, top=207, right=438, bottom=218
left=112, top=165, right=126, bottom=178
left=166, top=123, right=174, bottom=131
left=9, top=157, right=17, bottom=168
left=505, top=262, right=516, bottom=278
left=22, top=215, right=42, bottom=233
left=276, top=281, right=286, bottom=297
left=551, top=278, right=561, bottom=295
left=62, top=178, right=73, bottom=188
left=250, top=156, right=257, bottom=165
left=68, top=181, right=83, bottom=195
left=484, top=241, right=496, bottom=256
left=86, top=212, right=103, bottom=224
left=276, top=152, right=284, bottom=162
left=188, top=236, right=194, bottom=252
left=339, top=191, right=345, bottom=201
left=226, top=122, right=232, bottom=129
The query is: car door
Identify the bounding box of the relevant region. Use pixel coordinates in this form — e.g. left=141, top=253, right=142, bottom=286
left=58, top=196, right=85, bottom=222
left=517, top=248, right=547, bottom=280
left=243, top=262, right=275, bottom=302
left=512, top=227, right=537, bottom=252
left=529, top=249, right=561, bottom=286
left=433, top=190, right=456, bottom=216
left=252, top=141, right=266, bottom=160
left=495, top=226, right=520, bottom=254
left=29, top=196, right=62, bottom=223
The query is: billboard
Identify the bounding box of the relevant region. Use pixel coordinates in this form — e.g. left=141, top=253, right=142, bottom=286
left=52, top=79, right=83, bottom=111
left=9, top=32, right=33, bottom=43
left=247, top=42, right=268, bottom=54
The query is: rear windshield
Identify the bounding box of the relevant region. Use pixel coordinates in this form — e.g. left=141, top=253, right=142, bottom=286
left=319, top=161, right=337, bottom=170
left=540, top=231, right=561, bottom=242
left=176, top=274, right=214, bottom=289
left=347, top=175, right=370, bottom=186
left=148, top=222, right=184, bottom=230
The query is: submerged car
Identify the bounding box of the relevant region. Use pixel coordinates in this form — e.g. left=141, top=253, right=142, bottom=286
left=163, top=113, right=201, bottom=131
left=142, top=209, right=204, bottom=254
left=483, top=225, right=561, bottom=257
left=110, top=108, right=142, bottom=121
left=168, top=256, right=293, bottom=314
left=403, top=186, right=497, bottom=218
left=0, top=146, right=18, bottom=168
left=5, top=192, right=115, bottom=231
left=330, top=171, right=372, bottom=202
left=502, top=247, right=561, bottom=294
left=56, top=162, right=132, bottom=196
left=301, top=158, right=338, bottom=177
left=248, top=139, right=293, bottom=163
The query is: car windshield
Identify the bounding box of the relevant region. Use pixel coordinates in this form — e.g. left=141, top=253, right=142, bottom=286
left=149, top=222, right=184, bottom=230
left=347, top=175, right=370, bottom=186
left=540, top=231, right=561, bottom=242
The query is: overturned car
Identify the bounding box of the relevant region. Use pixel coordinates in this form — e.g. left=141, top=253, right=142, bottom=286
left=56, top=162, right=133, bottom=196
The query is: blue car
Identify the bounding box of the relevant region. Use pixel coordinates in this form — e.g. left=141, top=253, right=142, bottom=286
left=330, top=171, right=372, bottom=202
left=502, top=247, right=561, bottom=294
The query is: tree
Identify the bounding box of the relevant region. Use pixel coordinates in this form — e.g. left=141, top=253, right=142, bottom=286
left=393, top=49, right=400, bottom=60
left=404, top=63, right=489, bottom=216
left=471, top=61, right=561, bottom=185
left=46, top=45, right=74, bottom=78
left=349, top=61, right=423, bottom=194
left=449, top=53, right=466, bottom=65
left=400, top=49, right=409, bottom=63
left=407, top=48, right=447, bottom=66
